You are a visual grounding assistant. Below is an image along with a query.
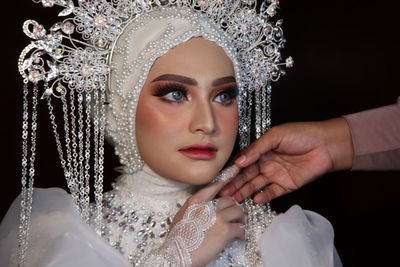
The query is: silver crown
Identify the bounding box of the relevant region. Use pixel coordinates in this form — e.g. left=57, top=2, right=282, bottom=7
left=19, top=0, right=291, bottom=101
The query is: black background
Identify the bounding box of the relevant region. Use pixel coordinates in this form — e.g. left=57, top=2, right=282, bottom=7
left=2, top=1, right=399, bottom=266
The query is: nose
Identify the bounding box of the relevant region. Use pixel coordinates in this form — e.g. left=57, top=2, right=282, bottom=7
left=189, top=101, right=218, bottom=135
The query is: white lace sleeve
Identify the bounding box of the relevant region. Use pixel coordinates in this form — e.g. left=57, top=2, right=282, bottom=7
left=142, top=201, right=216, bottom=266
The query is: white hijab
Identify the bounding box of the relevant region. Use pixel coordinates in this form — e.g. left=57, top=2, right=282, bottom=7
left=106, top=7, right=242, bottom=174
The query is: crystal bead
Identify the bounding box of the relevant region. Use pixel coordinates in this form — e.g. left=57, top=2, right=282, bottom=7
left=61, top=22, right=75, bottom=35
left=166, top=216, right=173, bottom=225
left=33, top=24, right=46, bottom=39
left=28, top=70, right=41, bottom=82
left=95, top=38, right=107, bottom=48
left=285, top=56, right=294, bottom=68
left=55, top=84, right=66, bottom=94
left=41, top=0, right=54, bottom=7
left=93, top=15, right=107, bottom=28
left=55, top=48, right=63, bottom=55
left=50, top=22, right=61, bottom=32
left=80, top=64, right=91, bottom=77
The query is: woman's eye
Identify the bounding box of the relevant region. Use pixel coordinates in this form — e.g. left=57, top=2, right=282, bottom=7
left=163, top=90, right=186, bottom=102
left=214, top=91, right=235, bottom=105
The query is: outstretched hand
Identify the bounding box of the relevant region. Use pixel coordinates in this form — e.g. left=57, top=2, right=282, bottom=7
left=219, top=118, right=354, bottom=204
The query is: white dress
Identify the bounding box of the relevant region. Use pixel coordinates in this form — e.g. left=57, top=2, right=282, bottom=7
left=0, top=165, right=342, bottom=267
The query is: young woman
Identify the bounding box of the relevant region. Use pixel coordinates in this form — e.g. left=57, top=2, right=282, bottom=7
left=0, top=1, right=341, bottom=266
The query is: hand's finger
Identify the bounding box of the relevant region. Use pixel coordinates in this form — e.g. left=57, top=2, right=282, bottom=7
left=219, top=164, right=259, bottom=197
left=215, top=196, right=236, bottom=210
left=232, top=174, right=270, bottom=202
left=227, top=223, right=246, bottom=241
left=235, top=129, right=280, bottom=168
left=253, top=183, right=288, bottom=204
left=194, top=165, right=240, bottom=201
left=218, top=205, right=245, bottom=223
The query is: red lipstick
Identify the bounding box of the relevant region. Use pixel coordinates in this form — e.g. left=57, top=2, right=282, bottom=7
left=178, top=144, right=218, bottom=160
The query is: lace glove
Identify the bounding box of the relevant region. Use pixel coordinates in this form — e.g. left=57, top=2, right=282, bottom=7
left=143, top=201, right=216, bottom=266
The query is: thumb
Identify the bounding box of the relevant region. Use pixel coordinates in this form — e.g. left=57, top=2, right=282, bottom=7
left=194, top=165, right=240, bottom=201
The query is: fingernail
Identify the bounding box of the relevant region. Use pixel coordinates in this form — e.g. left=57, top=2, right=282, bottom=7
left=235, top=155, right=246, bottom=165
left=253, top=194, right=265, bottom=204
left=233, top=193, right=241, bottom=202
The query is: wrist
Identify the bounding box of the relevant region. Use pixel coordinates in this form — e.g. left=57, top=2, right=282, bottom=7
left=320, top=117, right=354, bottom=171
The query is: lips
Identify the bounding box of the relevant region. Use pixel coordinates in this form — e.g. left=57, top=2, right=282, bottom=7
left=178, top=144, right=218, bottom=160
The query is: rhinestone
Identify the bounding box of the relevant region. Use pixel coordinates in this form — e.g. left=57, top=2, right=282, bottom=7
left=285, top=56, right=294, bottom=68
left=55, top=85, right=66, bottom=94
left=33, top=24, right=46, bottom=39
left=80, top=64, right=91, bottom=77
left=55, top=48, right=63, bottom=55
left=95, top=38, right=107, bottom=48
left=41, top=0, right=54, bottom=7
left=166, top=217, right=173, bottom=225
left=33, top=57, right=41, bottom=64
left=93, top=15, right=107, bottom=28
left=61, top=22, right=75, bottom=35
left=28, top=70, right=41, bottom=82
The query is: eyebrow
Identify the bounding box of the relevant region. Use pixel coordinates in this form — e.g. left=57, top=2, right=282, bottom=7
left=151, top=74, right=236, bottom=87
left=212, top=76, right=236, bottom=87
left=151, top=74, right=197, bottom=85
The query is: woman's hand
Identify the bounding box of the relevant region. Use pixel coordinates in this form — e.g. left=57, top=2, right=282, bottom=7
left=168, top=176, right=246, bottom=267
left=219, top=118, right=354, bottom=204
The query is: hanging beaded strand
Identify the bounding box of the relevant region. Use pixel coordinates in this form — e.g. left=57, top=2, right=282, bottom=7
left=93, top=83, right=106, bottom=233
left=18, top=81, right=39, bottom=267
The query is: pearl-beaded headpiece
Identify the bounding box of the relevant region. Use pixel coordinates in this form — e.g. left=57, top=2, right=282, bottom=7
left=17, top=0, right=291, bottom=266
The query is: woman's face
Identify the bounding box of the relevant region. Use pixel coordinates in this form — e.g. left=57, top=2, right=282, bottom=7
left=136, top=37, right=238, bottom=185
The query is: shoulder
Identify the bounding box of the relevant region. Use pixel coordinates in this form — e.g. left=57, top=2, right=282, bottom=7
left=0, top=188, right=129, bottom=267
left=260, top=205, right=342, bottom=267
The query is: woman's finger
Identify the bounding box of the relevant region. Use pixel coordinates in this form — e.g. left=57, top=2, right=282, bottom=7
left=218, top=205, right=245, bottom=223
left=214, top=196, right=236, bottom=210
left=194, top=165, right=240, bottom=202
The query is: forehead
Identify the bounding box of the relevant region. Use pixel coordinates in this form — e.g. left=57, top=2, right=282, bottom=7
left=147, top=37, right=235, bottom=81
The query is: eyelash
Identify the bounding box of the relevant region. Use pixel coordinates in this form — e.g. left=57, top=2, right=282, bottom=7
left=215, top=87, right=238, bottom=105
left=152, top=82, right=188, bottom=102
left=152, top=82, right=238, bottom=105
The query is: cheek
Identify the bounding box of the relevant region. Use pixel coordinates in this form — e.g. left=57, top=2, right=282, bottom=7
left=135, top=95, right=188, bottom=168
left=136, top=100, right=184, bottom=142
left=216, top=105, right=239, bottom=144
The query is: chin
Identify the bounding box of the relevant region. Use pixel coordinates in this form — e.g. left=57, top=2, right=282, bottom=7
left=175, top=164, right=222, bottom=185
left=144, top=154, right=228, bottom=185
